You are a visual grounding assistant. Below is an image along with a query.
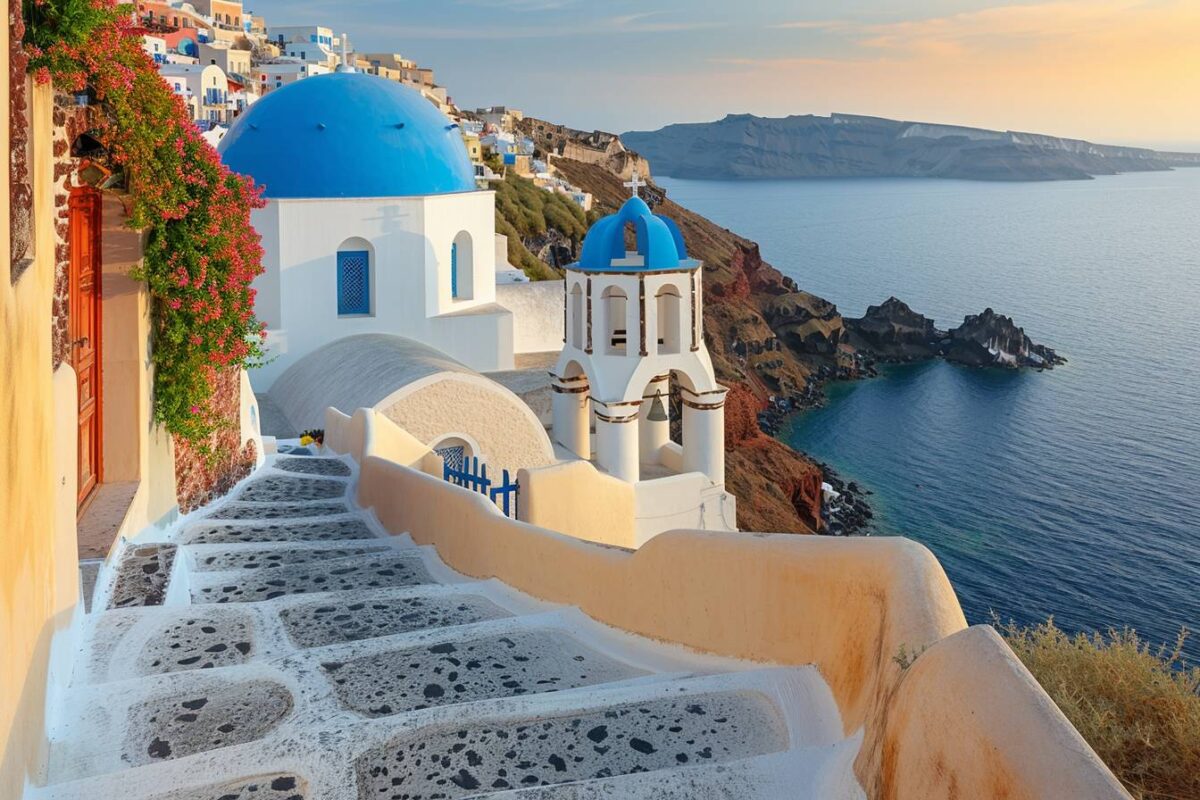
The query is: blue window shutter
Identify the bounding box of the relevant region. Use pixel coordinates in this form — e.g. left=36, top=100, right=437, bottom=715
left=337, top=250, right=371, bottom=315
left=451, top=242, right=459, bottom=299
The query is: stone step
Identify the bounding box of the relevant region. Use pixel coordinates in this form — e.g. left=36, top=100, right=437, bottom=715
left=231, top=475, right=351, bottom=504
left=355, top=688, right=786, bottom=798
left=188, top=541, right=393, bottom=572
left=199, top=500, right=353, bottom=521
left=273, top=457, right=353, bottom=478
left=76, top=584, right=522, bottom=686
left=37, top=670, right=847, bottom=797
left=189, top=552, right=438, bottom=604
left=471, top=745, right=864, bottom=799
left=179, top=516, right=379, bottom=546
left=106, top=543, right=178, bottom=610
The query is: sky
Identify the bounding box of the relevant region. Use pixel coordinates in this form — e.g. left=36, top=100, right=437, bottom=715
left=247, top=0, right=1200, bottom=150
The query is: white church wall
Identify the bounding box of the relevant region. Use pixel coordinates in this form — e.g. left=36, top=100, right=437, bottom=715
left=422, top=191, right=497, bottom=316
left=248, top=194, right=510, bottom=390
left=495, top=280, right=565, bottom=354
left=429, top=306, right=515, bottom=372
left=249, top=204, right=282, bottom=329
left=633, top=474, right=738, bottom=543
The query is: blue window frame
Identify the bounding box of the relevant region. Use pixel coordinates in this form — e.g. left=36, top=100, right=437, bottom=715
left=337, top=250, right=370, bottom=315
left=451, top=242, right=459, bottom=298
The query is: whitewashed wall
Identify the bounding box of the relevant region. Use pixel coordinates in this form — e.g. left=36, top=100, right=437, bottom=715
left=248, top=191, right=509, bottom=390
left=495, top=280, right=565, bottom=354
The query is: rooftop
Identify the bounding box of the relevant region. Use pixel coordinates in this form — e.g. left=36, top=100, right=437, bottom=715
left=218, top=72, right=475, bottom=199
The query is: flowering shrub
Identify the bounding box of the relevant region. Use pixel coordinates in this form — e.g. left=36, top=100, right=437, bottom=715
left=24, top=0, right=267, bottom=444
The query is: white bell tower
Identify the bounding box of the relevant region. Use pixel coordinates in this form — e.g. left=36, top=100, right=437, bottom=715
left=550, top=178, right=727, bottom=486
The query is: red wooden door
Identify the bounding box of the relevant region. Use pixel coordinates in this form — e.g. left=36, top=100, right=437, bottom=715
left=69, top=187, right=103, bottom=510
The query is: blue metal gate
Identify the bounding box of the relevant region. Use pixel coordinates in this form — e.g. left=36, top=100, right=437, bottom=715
left=443, top=456, right=519, bottom=518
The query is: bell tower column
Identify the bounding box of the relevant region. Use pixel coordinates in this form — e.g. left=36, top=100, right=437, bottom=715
left=595, top=403, right=640, bottom=482
left=682, top=388, right=727, bottom=486
left=551, top=374, right=591, bottom=459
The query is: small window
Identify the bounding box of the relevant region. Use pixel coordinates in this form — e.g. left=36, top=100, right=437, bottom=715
left=450, top=231, right=474, bottom=300
left=337, top=250, right=371, bottom=315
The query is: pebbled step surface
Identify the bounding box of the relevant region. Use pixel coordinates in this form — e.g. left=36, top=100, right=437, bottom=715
left=108, top=545, right=178, bottom=610
left=194, top=545, right=390, bottom=572
left=354, top=691, right=786, bottom=799
left=123, top=679, right=293, bottom=767
left=275, top=457, right=352, bottom=477
left=237, top=476, right=348, bottom=503
left=134, top=615, right=255, bottom=675
left=192, top=554, right=434, bottom=604
left=203, top=501, right=351, bottom=521
left=280, top=593, right=510, bottom=649
left=321, top=630, right=643, bottom=718
left=180, top=518, right=377, bottom=545
left=152, top=775, right=306, bottom=800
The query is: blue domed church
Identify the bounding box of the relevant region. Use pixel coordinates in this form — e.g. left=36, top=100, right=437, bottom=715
left=219, top=70, right=513, bottom=389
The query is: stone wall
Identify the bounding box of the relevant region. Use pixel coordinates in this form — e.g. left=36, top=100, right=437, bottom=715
left=8, top=0, right=31, bottom=282
left=173, top=368, right=257, bottom=513
left=49, top=96, right=97, bottom=368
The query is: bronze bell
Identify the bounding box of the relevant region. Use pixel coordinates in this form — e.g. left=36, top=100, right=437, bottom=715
left=647, top=389, right=668, bottom=422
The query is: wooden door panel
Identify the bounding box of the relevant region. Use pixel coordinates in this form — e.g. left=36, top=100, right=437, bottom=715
left=70, top=188, right=103, bottom=511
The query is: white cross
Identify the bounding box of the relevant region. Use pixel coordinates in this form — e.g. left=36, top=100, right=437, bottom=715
left=623, top=169, right=646, bottom=199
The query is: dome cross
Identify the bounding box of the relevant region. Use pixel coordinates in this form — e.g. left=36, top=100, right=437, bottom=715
left=623, top=169, right=646, bottom=200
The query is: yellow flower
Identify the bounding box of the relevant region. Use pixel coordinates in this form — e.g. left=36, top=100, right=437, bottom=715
left=299, top=435, right=314, bottom=446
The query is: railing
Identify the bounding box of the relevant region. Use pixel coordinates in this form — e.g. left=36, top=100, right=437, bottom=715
left=443, top=456, right=519, bottom=518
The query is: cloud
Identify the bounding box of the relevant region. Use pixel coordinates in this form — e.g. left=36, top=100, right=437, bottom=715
left=455, top=0, right=580, bottom=9
left=376, top=10, right=720, bottom=41
left=684, top=0, right=1200, bottom=145
left=770, top=19, right=852, bottom=31
left=853, top=0, right=1158, bottom=54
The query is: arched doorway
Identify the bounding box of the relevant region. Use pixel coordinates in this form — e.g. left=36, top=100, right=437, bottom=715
left=431, top=434, right=476, bottom=471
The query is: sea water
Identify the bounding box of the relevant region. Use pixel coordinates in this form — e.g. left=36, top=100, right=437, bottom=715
left=658, top=171, right=1200, bottom=656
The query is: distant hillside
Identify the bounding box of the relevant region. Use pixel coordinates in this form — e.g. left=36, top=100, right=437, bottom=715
left=622, top=113, right=1200, bottom=181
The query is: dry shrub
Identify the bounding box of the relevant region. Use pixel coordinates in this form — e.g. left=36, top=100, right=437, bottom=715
left=998, top=617, right=1200, bottom=800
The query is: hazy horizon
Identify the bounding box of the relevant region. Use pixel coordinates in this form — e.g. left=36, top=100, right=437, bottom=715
left=247, top=0, right=1199, bottom=152
left=622, top=111, right=1200, bottom=155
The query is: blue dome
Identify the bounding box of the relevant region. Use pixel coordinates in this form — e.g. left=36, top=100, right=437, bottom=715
left=575, top=196, right=695, bottom=272
left=218, top=72, right=476, bottom=199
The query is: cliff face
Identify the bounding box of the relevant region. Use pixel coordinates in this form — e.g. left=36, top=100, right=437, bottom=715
left=553, top=158, right=834, bottom=533
left=623, top=113, right=1200, bottom=182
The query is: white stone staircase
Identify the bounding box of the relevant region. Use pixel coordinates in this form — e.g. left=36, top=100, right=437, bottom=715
left=32, top=455, right=865, bottom=800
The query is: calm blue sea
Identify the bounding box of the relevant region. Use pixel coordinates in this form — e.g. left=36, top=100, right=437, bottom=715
left=658, top=171, right=1200, bottom=657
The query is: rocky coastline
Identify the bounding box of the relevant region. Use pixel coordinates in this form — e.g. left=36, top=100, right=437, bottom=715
left=845, top=297, right=1067, bottom=370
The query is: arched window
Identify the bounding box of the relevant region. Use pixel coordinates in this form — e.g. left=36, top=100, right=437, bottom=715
left=431, top=435, right=477, bottom=471
left=570, top=283, right=584, bottom=349
left=336, top=243, right=372, bottom=316
left=602, top=285, right=628, bottom=355
left=656, top=285, right=682, bottom=354
left=451, top=230, right=474, bottom=300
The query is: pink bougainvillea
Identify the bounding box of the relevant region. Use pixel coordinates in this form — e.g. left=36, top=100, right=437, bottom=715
left=25, top=0, right=267, bottom=445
